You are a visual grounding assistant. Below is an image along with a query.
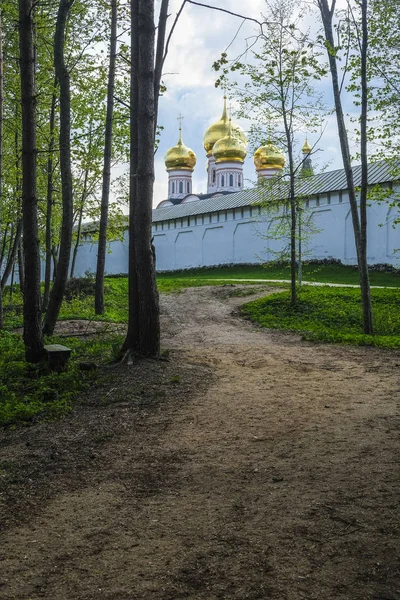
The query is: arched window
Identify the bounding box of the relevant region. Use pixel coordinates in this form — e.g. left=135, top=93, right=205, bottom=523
left=187, top=180, right=190, bottom=193
left=212, top=169, right=216, bottom=183
left=179, top=181, right=183, bottom=194
left=229, top=174, right=234, bottom=187
left=221, top=175, right=225, bottom=187
left=172, top=181, right=175, bottom=194
left=238, top=175, right=241, bottom=187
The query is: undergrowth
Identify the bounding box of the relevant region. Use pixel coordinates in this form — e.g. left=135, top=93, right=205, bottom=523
left=241, top=287, right=400, bottom=349
left=0, top=331, right=123, bottom=427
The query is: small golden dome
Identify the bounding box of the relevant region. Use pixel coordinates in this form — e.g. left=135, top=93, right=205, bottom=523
left=164, top=130, right=196, bottom=171
left=212, top=119, right=247, bottom=163
left=203, top=96, right=247, bottom=156
left=302, top=137, right=312, bottom=154
left=254, top=141, right=286, bottom=171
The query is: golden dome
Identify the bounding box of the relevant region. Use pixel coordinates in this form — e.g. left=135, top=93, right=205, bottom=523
left=212, top=119, right=247, bottom=163
left=203, top=96, right=247, bottom=156
left=302, top=137, right=312, bottom=154
left=254, top=141, right=286, bottom=171
left=164, top=130, right=196, bottom=171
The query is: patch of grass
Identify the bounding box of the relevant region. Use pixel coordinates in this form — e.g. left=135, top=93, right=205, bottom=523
left=157, top=263, right=400, bottom=287
left=241, top=287, right=400, bottom=349
left=0, top=330, right=124, bottom=427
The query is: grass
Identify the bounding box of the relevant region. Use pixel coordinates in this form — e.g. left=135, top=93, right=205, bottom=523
left=0, top=330, right=123, bottom=428
left=1, top=262, right=399, bottom=427
left=241, top=286, right=400, bottom=349
left=157, top=262, right=400, bottom=287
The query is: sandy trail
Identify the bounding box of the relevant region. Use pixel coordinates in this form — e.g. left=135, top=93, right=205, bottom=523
left=0, top=285, right=399, bottom=600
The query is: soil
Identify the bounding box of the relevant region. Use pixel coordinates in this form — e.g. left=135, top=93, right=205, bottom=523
left=0, top=285, right=399, bottom=600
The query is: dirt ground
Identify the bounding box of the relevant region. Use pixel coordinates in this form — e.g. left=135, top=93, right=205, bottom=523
left=0, top=285, right=399, bottom=600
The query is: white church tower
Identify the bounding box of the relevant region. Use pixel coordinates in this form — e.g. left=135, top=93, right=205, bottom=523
left=202, top=96, right=247, bottom=193
left=212, top=119, right=247, bottom=192
left=164, top=125, right=197, bottom=201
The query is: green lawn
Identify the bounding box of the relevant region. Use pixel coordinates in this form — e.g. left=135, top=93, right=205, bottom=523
left=156, top=263, right=400, bottom=287
left=241, top=286, right=400, bottom=349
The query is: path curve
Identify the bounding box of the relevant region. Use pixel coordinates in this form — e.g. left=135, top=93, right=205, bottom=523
left=0, top=285, right=399, bottom=600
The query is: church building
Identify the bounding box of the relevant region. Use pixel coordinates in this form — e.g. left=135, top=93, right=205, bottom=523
left=73, top=98, right=400, bottom=276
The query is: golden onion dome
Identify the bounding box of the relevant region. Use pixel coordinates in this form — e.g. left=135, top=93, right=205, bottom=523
left=212, top=119, right=247, bottom=163
left=164, top=130, right=196, bottom=171
left=302, top=137, right=312, bottom=154
left=254, top=141, right=286, bottom=171
left=203, top=96, right=247, bottom=156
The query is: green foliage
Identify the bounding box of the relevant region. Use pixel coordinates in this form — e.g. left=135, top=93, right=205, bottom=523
left=0, top=329, right=123, bottom=427
left=241, top=287, right=400, bottom=349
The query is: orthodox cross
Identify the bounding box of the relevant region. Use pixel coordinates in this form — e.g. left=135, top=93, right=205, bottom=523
left=177, top=113, right=184, bottom=131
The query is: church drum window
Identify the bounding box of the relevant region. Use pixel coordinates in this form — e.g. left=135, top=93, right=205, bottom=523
left=179, top=181, right=183, bottom=194
left=221, top=175, right=225, bottom=187
left=229, top=174, right=234, bottom=187
left=212, top=169, right=216, bottom=183
left=172, top=181, right=175, bottom=194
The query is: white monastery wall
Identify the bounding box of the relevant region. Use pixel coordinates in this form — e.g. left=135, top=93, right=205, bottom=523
left=72, top=188, right=400, bottom=277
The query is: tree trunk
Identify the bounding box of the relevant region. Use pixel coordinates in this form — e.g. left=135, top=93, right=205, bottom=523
left=136, top=0, right=159, bottom=354
left=122, top=0, right=140, bottom=353
left=153, top=0, right=169, bottom=133
left=279, top=53, right=297, bottom=305
left=0, top=10, right=4, bottom=327
left=70, top=166, right=89, bottom=279
left=18, top=237, right=25, bottom=295
left=317, top=0, right=373, bottom=334
left=1, top=218, right=22, bottom=289
left=0, top=221, right=9, bottom=266
left=42, top=83, right=57, bottom=312
left=359, top=0, right=373, bottom=334
left=95, top=0, right=117, bottom=315
left=18, top=0, right=44, bottom=362
left=122, top=0, right=160, bottom=356
left=43, top=0, right=75, bottom=335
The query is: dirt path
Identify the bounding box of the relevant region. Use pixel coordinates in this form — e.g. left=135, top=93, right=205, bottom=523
left=0, top=286, right=399, bottom=600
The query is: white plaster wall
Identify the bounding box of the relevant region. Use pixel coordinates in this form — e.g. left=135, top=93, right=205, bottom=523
left=71, top=193, right=400, bottom=276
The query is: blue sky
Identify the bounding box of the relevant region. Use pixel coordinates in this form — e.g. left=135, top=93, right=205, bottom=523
left=153, top=0, right=358, bottom=206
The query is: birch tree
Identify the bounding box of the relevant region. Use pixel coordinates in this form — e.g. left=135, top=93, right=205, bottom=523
left=317, top=0, right=373, bottom=334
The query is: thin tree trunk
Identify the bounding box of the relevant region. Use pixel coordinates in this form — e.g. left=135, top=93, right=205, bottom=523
left=43, top=0, right=75, bottom=335
left=9, top=261, right=15, bottom=301
left=95, top=0, right=117, bottom=314
left=70, top=167, right=89, bottom=279
left=18, top=237, right=24, bottom=295
left=359, top=0, right=373, bottom=333
left=0, top=221, right=9, bottom=266
left=279, top=51, right=297, bottom=305
left=317, top=0, right=373, bottom=334
left=0, top=10, right=4, bottom=327
left=52, top=246, right=58, bottom=281
left=1, top=219, right=22, bottom=289
left=18, top=0, right=44, bottom=361
left=42, top=83, right=57, bottom=312
left=153, top=0, right=169, bottom=133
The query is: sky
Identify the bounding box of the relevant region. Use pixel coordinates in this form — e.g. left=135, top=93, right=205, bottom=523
left=153, top=0, right=356, bottom=206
